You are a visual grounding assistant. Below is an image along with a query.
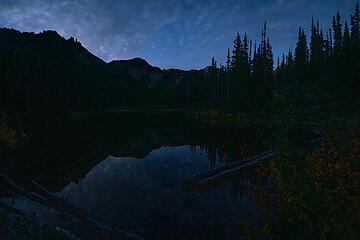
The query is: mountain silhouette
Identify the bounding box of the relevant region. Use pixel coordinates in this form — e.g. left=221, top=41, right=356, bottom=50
left=0, top=28, right=209, bottom=113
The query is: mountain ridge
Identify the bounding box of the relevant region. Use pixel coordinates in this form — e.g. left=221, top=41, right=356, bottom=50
left=0, top=28, right=210, bottom=112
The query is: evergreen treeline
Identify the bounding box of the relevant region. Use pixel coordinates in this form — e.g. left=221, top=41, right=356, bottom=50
left=276, top=4, right=360, bottom=110
left=185, top=22, right=273, bottom=113
left=189, top=3, right=360, bottom=117
left=0, top=4, right=359, bottom=116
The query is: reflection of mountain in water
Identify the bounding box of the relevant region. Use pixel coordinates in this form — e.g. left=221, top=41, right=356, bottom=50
left=1, top=112, right=272, bottom=192
left=0, top=112, right=279, bottom=239
left=60, top=147, right=258, bottom=240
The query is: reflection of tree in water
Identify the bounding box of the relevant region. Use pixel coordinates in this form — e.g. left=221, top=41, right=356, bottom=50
left=189, top=142, right=273, bottom=200
left=188, top=131, right=268, bottom=169
left=186, top=123, right=273, bottom=200
left=2, top=113, right=271, bottom=195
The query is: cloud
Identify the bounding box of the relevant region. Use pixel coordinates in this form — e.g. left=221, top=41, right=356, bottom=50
left=0, top=0, right=357, bottom=69
left=0, top=0, right=183, bottom=61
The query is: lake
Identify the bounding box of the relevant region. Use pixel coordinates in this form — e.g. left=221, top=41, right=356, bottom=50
left=1, top=112, right=275, bottom=240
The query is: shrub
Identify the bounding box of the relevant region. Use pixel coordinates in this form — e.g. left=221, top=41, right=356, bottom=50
left=247, top=119, right=360, bottom=239
left=0, top=122, right=18, bottom=153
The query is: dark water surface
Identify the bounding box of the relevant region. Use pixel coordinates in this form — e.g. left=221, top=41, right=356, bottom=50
left=1, top=112, right=275, bottom=239
left=60, top=146, right=257, bottom=239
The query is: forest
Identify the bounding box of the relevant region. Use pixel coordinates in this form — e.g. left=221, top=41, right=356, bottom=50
left=0, top=2, right=360, bottom=240
left=187, top=4, right=360, bottom=119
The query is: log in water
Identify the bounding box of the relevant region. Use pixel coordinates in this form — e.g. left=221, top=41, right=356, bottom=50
left=0, top=173, right=147, bottom=240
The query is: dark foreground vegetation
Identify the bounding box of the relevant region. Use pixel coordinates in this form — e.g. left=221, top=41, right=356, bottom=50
left=0, top=2, right=360, bottom=240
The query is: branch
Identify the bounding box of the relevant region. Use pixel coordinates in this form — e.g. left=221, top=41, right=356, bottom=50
left=0, top=200, right=26, bottom=216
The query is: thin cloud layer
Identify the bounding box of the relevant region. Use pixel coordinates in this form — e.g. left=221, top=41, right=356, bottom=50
left=0, top=0, right=357, bottom=69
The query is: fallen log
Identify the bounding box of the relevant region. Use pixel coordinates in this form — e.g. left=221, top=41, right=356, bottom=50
left=196, top=170, right=256, bottom=192
left=84, top=217, right=146, bottom=240
left=308, top=136, right=325, bottom=144
left=29, top=181, right=87, bottom=221
left=29, top=180, right=146, bottom=240
left=0, top=174, right=53, bottom=209
left=186, top=166, right=276, bottom=193
left=0, top=200, right=26, bottom=216
left=311, top=126, right=327, bottom=135
left=182, top=149, right=275, bottom=189
left=196, top=151, right=277, bottom=191
left=0, top=174, right=146, bottom=240
left=183, top=127, right=327, bottom=192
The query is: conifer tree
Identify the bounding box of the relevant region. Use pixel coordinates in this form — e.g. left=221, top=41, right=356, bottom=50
left=342, top=20, right=352, bottom=91
left=281, top=54, right=285, bottom=68
left=332, top=12, right=343, bottom=56
left=310, top=18, right=325, bottom=89
left=287, top=49, right=294, bottom=66
left=226, top=48, right=231, bottom=70
left=294, top=28, right=309, bottom=86
left=350, top=3, right=360, bottom=40
left=350, top=3, right=360, bottom=97
left=295, top=28, right=309, bottom=67
left=230, top=32, right=243, bottom=111
left=293, top=28, right=309, bottom=104
left=232, top=32, right=242, bottom=69
left=209, top=57, right=218, bottom=105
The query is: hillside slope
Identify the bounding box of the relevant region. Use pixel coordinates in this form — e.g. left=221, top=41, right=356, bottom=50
left=0, top=28, right=210, bottom=113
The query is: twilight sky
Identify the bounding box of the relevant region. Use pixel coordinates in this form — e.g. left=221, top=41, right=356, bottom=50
left=0, top=0, right=357, bottom=69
